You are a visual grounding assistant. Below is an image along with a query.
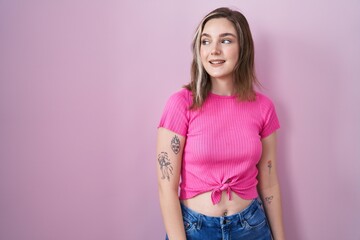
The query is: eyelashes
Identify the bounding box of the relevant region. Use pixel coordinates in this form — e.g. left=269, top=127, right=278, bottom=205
left=201, top=39, right=210, bottom=45
left=201, top=39, right=233, bottom=45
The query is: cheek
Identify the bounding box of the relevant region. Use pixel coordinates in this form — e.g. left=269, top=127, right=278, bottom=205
left=200, top=48, right=208, bottom=63
left=232, top=47, right=240, bottom=60
left=226, top=48, right=239, bottom=60
left=223, top=44, right=239, bottom=60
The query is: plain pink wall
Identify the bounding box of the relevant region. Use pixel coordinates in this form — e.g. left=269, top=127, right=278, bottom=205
left=0, top=0, right=359, bottom=239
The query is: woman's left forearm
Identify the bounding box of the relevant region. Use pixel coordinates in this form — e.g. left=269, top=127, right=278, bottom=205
left=259, top=183, right=285, bottom=240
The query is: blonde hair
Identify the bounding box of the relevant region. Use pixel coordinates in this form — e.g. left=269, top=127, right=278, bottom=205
left=184, top=7, right=261, bottom=109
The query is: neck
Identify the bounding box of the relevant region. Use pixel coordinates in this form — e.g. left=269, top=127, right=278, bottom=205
left=211, top=77, right=235, bottom=96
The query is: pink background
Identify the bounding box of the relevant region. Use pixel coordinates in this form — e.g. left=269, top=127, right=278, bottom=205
left=1, top=0, right=359, bottom=239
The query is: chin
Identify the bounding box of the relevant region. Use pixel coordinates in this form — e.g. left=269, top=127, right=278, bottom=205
left=208, top=73, right=233, bottom=80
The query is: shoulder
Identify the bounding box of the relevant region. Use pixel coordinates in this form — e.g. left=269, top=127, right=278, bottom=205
left=255, top=91, right=274, bottom=104
left=166, top=88, right=192, bottom=107
left=158, top=88, right=191, bottom=136
left=170, top=88, right=191, bottom=99
left=254, top=91, right=280, bottom=137
left=254, top=91, right=278, bottom=116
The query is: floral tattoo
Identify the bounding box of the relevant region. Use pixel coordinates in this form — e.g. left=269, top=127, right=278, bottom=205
left=158, top=152, right=173, bottom=181
left=267, top=160, right=272, bottom=175
left=171, top=135, right=180, bottom=154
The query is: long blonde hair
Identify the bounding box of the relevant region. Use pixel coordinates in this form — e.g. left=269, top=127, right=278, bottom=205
left=184, top=7, right=260, bottom=109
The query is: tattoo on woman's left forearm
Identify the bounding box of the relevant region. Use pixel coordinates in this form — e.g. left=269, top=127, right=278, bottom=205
left=265, top=195, right=274, bottom=204
left=267, top=160, right=272, bottom=175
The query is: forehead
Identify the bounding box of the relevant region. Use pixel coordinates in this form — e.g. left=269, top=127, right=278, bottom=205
left=202, top=17, right=237, bottom=36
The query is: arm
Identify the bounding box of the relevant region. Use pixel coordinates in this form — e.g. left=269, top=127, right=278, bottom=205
left=157, top=127, right=186, bottom=240
left=257, top=131, right=285, bottom=240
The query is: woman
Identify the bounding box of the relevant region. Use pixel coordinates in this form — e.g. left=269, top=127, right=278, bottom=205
left=157, top=7, right=285, bottom=240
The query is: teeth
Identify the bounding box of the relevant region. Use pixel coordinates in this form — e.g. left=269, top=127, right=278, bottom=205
left=210, top=60, right=225, bottom=64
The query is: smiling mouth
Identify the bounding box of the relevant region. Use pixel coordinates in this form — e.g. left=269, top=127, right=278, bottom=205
left=209, top=60, right=225, bottom=64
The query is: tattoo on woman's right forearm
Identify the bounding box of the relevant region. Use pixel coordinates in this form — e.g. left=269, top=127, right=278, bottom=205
left=171, top=135, right=180, bottom=154
left=158, top=152, right=173, bottom=181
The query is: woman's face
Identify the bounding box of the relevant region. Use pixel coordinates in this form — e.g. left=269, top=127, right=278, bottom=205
left=200, top=18, right=239, bottom=82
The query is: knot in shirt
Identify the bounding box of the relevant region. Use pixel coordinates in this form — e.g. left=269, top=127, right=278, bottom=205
left=211, top=180, right=233, bottom=205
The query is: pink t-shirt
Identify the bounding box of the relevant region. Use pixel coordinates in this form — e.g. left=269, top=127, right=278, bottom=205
left=158, top=88, right=280, bottom=205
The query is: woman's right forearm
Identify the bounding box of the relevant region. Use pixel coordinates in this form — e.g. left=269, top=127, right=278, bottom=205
left=157, top=128, right=186, bottom=239
left=159, top=189, right=187, bottom=240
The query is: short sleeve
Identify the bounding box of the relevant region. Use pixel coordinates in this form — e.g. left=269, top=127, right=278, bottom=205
left=259, top=94, right=281, bottom=138
left=158, top=89, right=190, bottom=137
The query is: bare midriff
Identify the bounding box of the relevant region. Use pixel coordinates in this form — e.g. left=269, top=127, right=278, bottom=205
left=181, top=191, right=253, bottom=217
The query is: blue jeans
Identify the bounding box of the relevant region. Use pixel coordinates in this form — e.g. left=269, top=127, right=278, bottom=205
left=166, top=198, right=272, bottom=240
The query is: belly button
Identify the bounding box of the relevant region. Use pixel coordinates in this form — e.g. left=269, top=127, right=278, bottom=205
left=223, top=210, right=228, bottom=216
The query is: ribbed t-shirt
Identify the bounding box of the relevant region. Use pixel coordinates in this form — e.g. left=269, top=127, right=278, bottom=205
left=158, top=88, right=280, bottom=205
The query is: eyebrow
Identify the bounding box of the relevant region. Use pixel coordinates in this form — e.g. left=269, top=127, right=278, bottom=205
left=201, top=33, right=237, bottom=38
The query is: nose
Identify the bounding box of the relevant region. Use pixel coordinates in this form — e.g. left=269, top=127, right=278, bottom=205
left=211, top=42, right=221, bottom=55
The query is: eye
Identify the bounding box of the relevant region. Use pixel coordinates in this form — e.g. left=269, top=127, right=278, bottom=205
left=222, top=39, right=232, bottom=44
left=201, top=39, right=210, bottom=45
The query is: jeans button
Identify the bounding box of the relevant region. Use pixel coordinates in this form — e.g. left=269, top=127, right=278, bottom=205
left=222, top=219, right=230, bottom=224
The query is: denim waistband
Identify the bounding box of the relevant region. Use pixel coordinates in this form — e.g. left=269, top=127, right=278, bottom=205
left=180, top=198, right=261, bottom=227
